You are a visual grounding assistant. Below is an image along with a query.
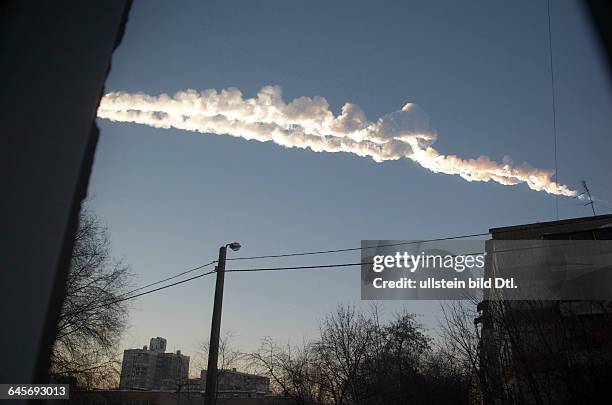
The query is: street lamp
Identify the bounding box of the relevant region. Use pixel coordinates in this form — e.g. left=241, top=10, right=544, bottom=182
left=203, top=242, right=241, bottom=405
left=228, top=242, right=241, bottom=252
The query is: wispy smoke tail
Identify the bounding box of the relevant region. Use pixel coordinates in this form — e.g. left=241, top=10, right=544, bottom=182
left=97, top=86, right=576, bottom=196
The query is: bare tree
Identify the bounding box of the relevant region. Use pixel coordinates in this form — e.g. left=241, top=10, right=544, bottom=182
left=196, top=331, right=245, bottom=375
left=438, top=299, right=482, bottom=402
left=313, top=305, right=374, bottom=405
left=248, top=337, right=322, bottom=405
left=49, top=205, right=132, bottom=388
left=248, top=305, right=467, bottom=405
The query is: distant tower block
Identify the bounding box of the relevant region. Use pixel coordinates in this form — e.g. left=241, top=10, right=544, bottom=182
left=149, top=337, right=167, bottom=353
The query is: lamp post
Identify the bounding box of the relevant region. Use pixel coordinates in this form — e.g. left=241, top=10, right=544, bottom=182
left=204, top=242, right=241, bottom=405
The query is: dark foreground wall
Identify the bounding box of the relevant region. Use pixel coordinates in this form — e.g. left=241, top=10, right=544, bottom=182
left=0, top=0, right=131, bottom=393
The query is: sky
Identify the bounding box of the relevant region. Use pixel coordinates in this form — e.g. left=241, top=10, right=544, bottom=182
left=90, top=0, right=612, bottom=372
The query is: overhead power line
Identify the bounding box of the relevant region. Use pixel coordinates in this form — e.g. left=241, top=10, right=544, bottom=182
left=91, top=269, right=216, bottom=312
left=117, top=260, right=216, bottom=298
left=111, top=231, right=491, bottom=299
left=79, top=262, right=371, bottom=313
left=227, top=232, right=490, bottom=261
left=81, top=231, right=492, bottom=311
left=547, top=0, right=560, bottom=219
left=226, top=262, right=368, bottom=273
left=84, top=240, right=589, bottom=312
left=94, top=263, right=369, bottom=309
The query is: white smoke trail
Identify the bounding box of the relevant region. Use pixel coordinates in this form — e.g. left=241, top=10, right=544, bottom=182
left=97, top=85, right=576, bottom=196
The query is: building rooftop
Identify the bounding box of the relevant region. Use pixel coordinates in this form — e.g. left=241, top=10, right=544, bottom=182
left=489, top=214, right=612, bottom=239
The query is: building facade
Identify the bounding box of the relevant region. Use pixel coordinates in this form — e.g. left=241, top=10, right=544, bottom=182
left=200, top=368, right=270, bottom=394
left=119, top=337, right=190, bottom=391
left=476, top=214, right=612, bottom=404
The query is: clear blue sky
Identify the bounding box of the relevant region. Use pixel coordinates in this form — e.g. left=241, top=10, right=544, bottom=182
left=90, top=0, right=612, bottom=367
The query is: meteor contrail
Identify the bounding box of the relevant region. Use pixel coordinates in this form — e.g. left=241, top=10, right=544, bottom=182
left=97, top=85, right=576, bottom=196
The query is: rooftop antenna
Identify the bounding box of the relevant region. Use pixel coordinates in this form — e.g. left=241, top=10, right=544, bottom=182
left=577, top=180, right=596, bottom=216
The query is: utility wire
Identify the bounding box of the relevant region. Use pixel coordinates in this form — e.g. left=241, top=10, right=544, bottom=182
left=225, top=243, right=580, bottom=273
left=76, top=262, right=373, bottom=314
left=106, top=232, right=488, bottom=302
left=226, top=262, right=368, bottom=273
left=117, top=261, right=217, bottom=298
left=71, top=231, right=490, bottom=313
left=56, top=269, right=217, bottom=338
left=91, top=270, right=216, bottom=312
left=82, top=240, right=592, bottom=312
left=59, top=261, right=215, bottom=326
left=547, top=0, right=559, bottom=219
left=226, top=232, right=490, bottom=261
left=71, top=263, right=368, bottom=314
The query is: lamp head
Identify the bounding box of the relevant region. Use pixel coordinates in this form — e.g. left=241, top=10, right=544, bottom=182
left=228, top=242, right=242, bottom=252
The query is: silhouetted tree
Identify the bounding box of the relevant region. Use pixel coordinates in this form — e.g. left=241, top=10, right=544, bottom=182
left=249, top=305, right=470, bottom=405
left=196, top=330, right=247, bottom=394
left=249, top=337, right=322, bottom=405
left=438, top=299, right=482, bottom=403
left=49, top=205, right=132, bottom=388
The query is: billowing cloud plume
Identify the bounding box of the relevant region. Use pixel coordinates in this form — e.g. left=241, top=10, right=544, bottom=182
left=97, top=85, right=576, bottom=196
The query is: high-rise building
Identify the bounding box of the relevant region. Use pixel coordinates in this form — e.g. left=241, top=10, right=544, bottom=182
left=157, top=350, right=189, bottom=387
left=119, top=346, right=158, bottom=390
left=149, top=337, right=167, bottom=353
left=119, top=338, right=189, bottom=391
